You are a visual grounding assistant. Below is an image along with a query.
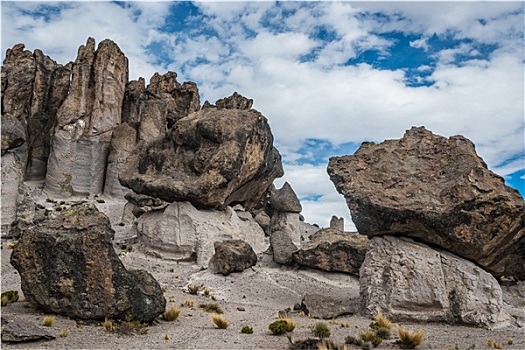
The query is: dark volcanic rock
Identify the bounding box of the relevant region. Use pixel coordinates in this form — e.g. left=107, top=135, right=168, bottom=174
left=1, top=317, right=55, bottom=343
left=269, top=182, right=302, bottom=213
left=327, top=126, right=525, bottom=280
left=1, top=114, right=25, bottom=155
left=293, top=228, right=368, bottom=276
left=208, top=240, right=257, bottom=275
left=10, top=203, right=166, bottom=322
left=119, top=105, right=283, bottom=210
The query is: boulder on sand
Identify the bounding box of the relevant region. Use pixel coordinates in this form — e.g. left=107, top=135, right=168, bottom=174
left=208, top=240, right=257, bottom=275
left=328, top=126, right=525, bottom=280
left=10, top=203, right=166, bottom=322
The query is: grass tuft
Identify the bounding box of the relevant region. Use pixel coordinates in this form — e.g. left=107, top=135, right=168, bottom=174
left=164, top=333, right=170, bottom=340
left=199, top=303, right=223, bottom=314
left=211, top=313, right=229, bottom=329
left=187, top=283, right=204, bottom=295
left=241, top=325, right=253, bottom=334
left=43, top=316, right=55, bottom=327
left=374, top=310, right=392, bottom=330
left=361, top=330, right=375, bottom=342
left=104, top=318, right=114, bottom=332
left=345, top=335, right=363, bottom=346
left=397, top=325, right=424, bottom=349
left=313, top=322, right=330, bottom=339
left=269, top=319, right=290, bottom=335
left=318, top=339, right=348, bottom=350
left=59, top=328, right=70, bottom=338
left=162, top=306, right=181, bottom=321
left=278, top=316, right=296, bottom=332
left=184, top=299, right=194, bottom=308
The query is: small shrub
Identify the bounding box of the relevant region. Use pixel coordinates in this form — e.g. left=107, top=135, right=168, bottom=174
left=278, top=316, right=296, bottom=332
left=1, top=290, right=19, bottom=305
left=187, top=283, right=204, bottom=295
left=162, top=306, right=181, bottom=321
left=60, top=328, right=70, bottom=338
left=488, top=338, right=493, bottom=347
left=374, top=310, right=392, bottom=330
left=211, top=313, right=228, bottom=329
left=345, top=336, right=362, bottom=346
left=375, top=326, right=391, bottom=339
left=43, top=316, right=55, bottom=327
left=199, top=303, right=223, bottom=314
left=184, top=299, right=194, bottom=307
left=493, top=343, right=503, bottom=349
left=360, top=330, right=375, bottom=342
left=1, top=295, right=9, bottom=306
left=104, top=318, right=114, bottom=332
left=371, top=336, right=382, bottom=347
left=204, top=288, right=211, bottom=296
left=211, top=295, right=217, bottom=301
left=313, top=322, right=330, bottom=339
left=361, top=343, right=371, bottom=350
left=269, top=319, right=289, bottom=335
left=241, top=325, right=253, bottom=334
left=164, top=333, right=169, bottom=340
left=396, top=325, right=424, bottom=349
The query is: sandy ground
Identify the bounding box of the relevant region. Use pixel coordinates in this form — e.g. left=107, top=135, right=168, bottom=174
left=1, top=241, right=525, bottom=350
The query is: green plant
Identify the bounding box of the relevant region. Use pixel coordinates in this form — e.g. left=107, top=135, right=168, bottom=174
left=164, top=333, right=169, bottom=340
left=241, top=325, right=253, bottom=334
left=199, top=303, right=223, bottom=314
left=371, top=336, right=382, bottom=347
left=269, top=319, right=290, bottom=335
left=43, top=316, right=55, bottom=327
left=396, top=325, right=424, bottom=349
left=279, top=316, right=296, bottom=332
left=162, top=306, right=181, bottom=321
left=211, top=313, right=228, bottom=329
left=60, top=328, right=70, bottom=338
left=360, top=330, right=375, bottom=342
left=361, top=343, right=371, bottom=350
left=345, top=336, right=363, bottom=346
left=187, top=283, right=204, bottom=295
left=373, top=310, right=392, bottom=330
left=204, top=287, right=211, bottom=296
left=1, top=290, right=19, bottom=305
left=313, top=322, right=330, bottom=339
left=375, top=326, right=390, bottom=339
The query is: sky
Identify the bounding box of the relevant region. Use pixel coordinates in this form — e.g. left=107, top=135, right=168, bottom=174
left=2, top=1, right=524, bottom=230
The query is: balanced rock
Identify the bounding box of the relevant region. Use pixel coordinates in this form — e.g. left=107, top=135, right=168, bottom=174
left=360, top=235, right=510, bottom=327
left=328, top=126, right=525, bottom=279
left=208, top=240, right=257, bottom=275
left=10, top=203, right=165, bottom=322
left=119, top=101, right=283, bottom=210
left=293, top=228, right=368, bottom=276
left=44, top=37, right=128, bottom=196
left=269, top=182, right=302, bottom=213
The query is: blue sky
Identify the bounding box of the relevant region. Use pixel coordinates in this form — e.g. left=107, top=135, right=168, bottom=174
left=2, top=1, right=524, bottom=229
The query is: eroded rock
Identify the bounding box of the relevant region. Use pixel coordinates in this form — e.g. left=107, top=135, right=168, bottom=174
left=270, top=230, right=298, bottom=265
left=269, top=182, right=302, bottom=213
left=1, top=317, right=55, bottom=343
left=208, top=239, right=257, bottom=275
left=301, top=294, right=358, bottom=319
left=328, top=126, right=525, bottom=279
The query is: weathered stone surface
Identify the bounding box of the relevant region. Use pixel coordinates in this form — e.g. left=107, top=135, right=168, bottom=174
left=269, top=212, right=301, bottom=245
left=269, top=182, right=302, bottom=213
left=1, top=114, right=25, bottom=155
left=103, top=123, right=137, bottom=197
left=328, top=126, right=525, bottom=279
left=293, top=228, right=368, bottom=276
left=10, top=203, right=166, bottom=322
left=1, top=153, right=24, bottom=230
left=270, top=230, right=298, bottom=265
left=301, top=294, right=358, bottom=319
left=329, top=216, right=344, bottom=232
left=1, top=317, right=55, bottom=343
left=45, top=38, right=128, bottom=196
left=135, top=201, right=268, bottom=265
left=214, top=92, right=253, bottom=110
left=208, top=239, right=257, bottom=275
left=120, top=105, right=283, bottom=210
left=360, top=235, right=510, bottom=327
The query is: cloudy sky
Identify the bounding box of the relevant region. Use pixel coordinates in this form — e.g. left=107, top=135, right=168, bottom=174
left=2, top=1, right=524, bottom=230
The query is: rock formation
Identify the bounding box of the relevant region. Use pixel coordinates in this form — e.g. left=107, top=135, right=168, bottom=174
left=1, top=317, right=55, bottom=343
left=10, top=203, right=166, bottom=322
left=268, top=182, right=302, bottom=213
left=360, top=236, right=510, bottom=327
left=329, top=216, right=344, bottom=232
left=300, top=294, right=358, bottom=319
left=270, top=230, right=298, bottom=265
left=208, top=239, right=258, bottom=275
left=328, top=126, right=525, bottom=280
left=293, top=228, right=368, bottom=276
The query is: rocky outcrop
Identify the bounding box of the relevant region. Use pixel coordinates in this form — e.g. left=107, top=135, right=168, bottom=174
left=1, top=317, right=55, bottom=343
left=208, top=240, right=257, bottom=275
left=268, top=182, right=302, bottom=213
left=360, top=235, right=510, bottom=327
left=293, top=228, right=368, bottom=276
left=103, top=123, right=137, bottom=197
left=10, top=203, right=166, bottom=322
left=329, top=216, right=344, bottom=232
left=135, top=201, right=268, bottom=265
left=300, top=294, right=359, bottom=319
left=44, top=38, right=128, bottom=196
left=328, top=126, right=525, bottom=280
left=119, top=101, right=284, bottom=210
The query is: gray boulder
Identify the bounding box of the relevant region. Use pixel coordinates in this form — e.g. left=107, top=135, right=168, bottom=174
left=293, top=228, right=368, bottom=276
left=1, top=317, right=55, bottom=343
left=301, top=294, right=359, bottom=319
left=360, top=235, right=510, bottom=328
left=10, top=203, right=166, bottom=322
left=270, top=230, right=298, bottom=265
left=269, top=182, right=302, bottom=213
left=208, top=240, right=257, bottom=275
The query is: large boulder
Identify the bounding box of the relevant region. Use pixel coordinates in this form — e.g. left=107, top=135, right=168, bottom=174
left=119, top=98, right=284, bottom=210
left=208, top=240, right=257, bottom=275
left=269, top=182, right=302, bottom=213
left=10, top=203, right=166, bottom=322
left=360, top=235, right=510, bottom=328
left=270, top=230, right=298, bottom=265
left=293, top=228, right=368, bottom=276
left=328, top=126, right=525, bottom=279
left=44, top=38, right=128, bottom=196
left=135, top=201, right=268, bottom=266
left=300, top=294, right=359, bottom=319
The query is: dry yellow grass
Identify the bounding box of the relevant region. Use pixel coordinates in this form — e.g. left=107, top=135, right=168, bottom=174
left=184, top=299, right=194, bottom=307
left=162, top=306, right=181, bottom=321
left=104, top=318, right=114, bottom=332
left=397, top=325, right=424, bottom=349
left=375, top=310, right=392, bottom=330
left=278, top=316, right=296, bottom=332
left=59, top=328, right=70, bottom=338
left=42, top=316, right=55, bottom=327
left=211, top=313, right=229, bottom=329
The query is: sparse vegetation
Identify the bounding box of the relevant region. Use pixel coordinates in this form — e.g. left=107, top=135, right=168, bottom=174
left=43, top=316, right=55, bottom=327
left=396, top=325, right=424, bottom=349
left=488, top=338, right=493, bottom=347
left=60, top=328, right=70, bottom=338
left=374, top=326, right=391, bottom=339
left=278, top=316, right=296, bottom=332
left=184, top=299, right=194, bottom=307
left=360, top=330, right=375, bottom=342
left=345, top=335, right=363, bottom=346
left=313, top=322, right=330, bottom=339
left=104, top=320, right=149, bottom=335
left=241, top=325, right=254, bottom=334
left=1, top=290, right=19, bottom=305
left=317, top=339, right=348, bottom=350
left=204, top=287, right=211, bottom=296
left=373, top=310, right=392, bottom=330
left=211, top=313, right=229, bottom=329
left=508, top=338, right=513, bottom=345
left=164, top=333, right=170, bottom=340
left=104, top=318, right=114, bottom=332
left=269, top=319, right=291, bottom=335
left=162, top=306, right=181, bottom=321
left=199, top=303, right=223, bottom=314
left=494, top=343, right=503, bottom=350
left=187, top=283, right=204, bottom=295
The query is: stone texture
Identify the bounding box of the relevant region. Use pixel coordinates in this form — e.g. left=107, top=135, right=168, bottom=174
left=1, top=114, right=25, bottom=155
left=1, top=317, right=55, bottom=343
left=135, top=201, right=268, bottom=266
left=45, top=38, right=128, bottom=196
left=208, top=239, right=257, bottom=275
left=270, top=230, right=298, bottom=265
left=103, top=123, right=137, bottom=197
left=360, top=235, right=510, bottom=328
left=300, top=294, right=359, bottom=319
left=10, top=203, right=166, bottom=322
left=1, top=153, right=25, bottom=230
left=119, top=104, right=283, bottom=210
left=269, top=182, right=302, bottom=213
left=269, top=211, right=301, bottom=245
left=328, top=126, right=525, bottom=280
left=329, top=216, right=344, bottom=232
left=293, top=228, right=368, bottom=276
left=214, top=91, right=253, bottom=110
